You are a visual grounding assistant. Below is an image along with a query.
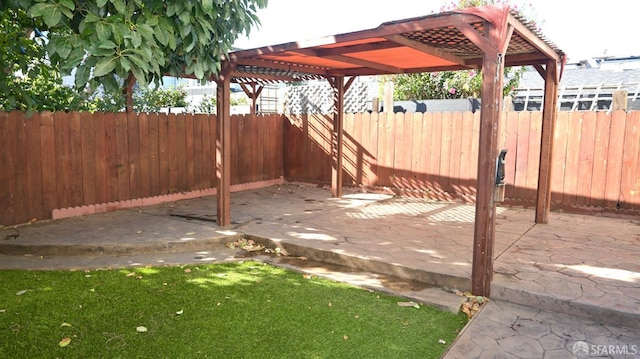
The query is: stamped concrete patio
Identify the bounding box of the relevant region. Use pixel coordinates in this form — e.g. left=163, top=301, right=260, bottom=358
left=1, top=184, right=639, bottom=358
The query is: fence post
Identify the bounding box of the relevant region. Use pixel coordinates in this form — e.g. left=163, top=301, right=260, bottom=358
left=612, top=90, right=628, bottom=112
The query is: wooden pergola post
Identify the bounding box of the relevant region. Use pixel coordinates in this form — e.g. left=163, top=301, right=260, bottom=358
left=330, top=76, right=345, bottom=198
left=215, top=60, right=236, bottom=227
left=329, top=76, right=356, bottom=198
left=470, top=21, right=506, bottom=297
left=535, top=59, right=559, bottom=223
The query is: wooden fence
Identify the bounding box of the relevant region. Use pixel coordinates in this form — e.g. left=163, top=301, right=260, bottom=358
left=0, top=112, right=283, bottom=226
left=2, top=110, right=639, bottom=226
left=284, top=111, right=640, bottom=212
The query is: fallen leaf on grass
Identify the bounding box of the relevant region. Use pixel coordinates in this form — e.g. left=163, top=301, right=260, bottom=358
left=184, top=268, right=192, bottom=273
left=60, top=322, right=72, bottom=327
left=59, top=337, right=72, bottom=347
left=126, top=272, right=136, bottom=277
left=438, top=339, right=446, bottom=345
left=397, top=301, right=420, bottom=309
left=16, top=290, right=27, bottom=296
left=136, top=326, right=148, bottom=333
left=176, top=309, right=183, bottom=315
left=343, top=335, right=349, bottom=340
left=0, top=309, right=6, bottom=313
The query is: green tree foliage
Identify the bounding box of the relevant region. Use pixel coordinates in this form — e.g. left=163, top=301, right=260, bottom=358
left=393, top=0, right=531, bottom=101
left=0, top=5, right=82, bottom=111
left=83, top=86, right=189, bottom=113
left=6, top=0, right=267, bottom=112
left=195, top=94, right=217, bottom=114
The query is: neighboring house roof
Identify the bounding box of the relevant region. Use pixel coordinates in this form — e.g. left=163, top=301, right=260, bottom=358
left=519, top=67, right=640, bottom=88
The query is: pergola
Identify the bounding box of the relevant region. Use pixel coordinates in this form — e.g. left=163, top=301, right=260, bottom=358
left=212, top=4, right=565, bottom=296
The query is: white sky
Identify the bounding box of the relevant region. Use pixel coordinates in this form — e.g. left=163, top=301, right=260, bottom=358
left=234, top=0, right=638, bottom=61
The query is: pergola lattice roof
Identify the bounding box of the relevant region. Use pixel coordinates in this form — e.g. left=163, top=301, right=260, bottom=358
left=226, top=5, right=564, bottom=84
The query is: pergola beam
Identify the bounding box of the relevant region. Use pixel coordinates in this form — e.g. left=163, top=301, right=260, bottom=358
left=324, top=54, right=404, bottom=74
left=239, top=82, right=264, bottom=115
left=384, top=34, right=471, bottom=67
left=507, top=13, right=562, bottom=62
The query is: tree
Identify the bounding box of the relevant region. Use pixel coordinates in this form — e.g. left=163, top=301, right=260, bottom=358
left=83, top=86, right=189, bottom=113
left=10, top=0, right=267, bottom=112
left=393, top=0, right=531, bottom=101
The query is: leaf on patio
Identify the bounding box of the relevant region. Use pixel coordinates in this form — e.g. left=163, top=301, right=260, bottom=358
left=297, top=256, right=308, bottom=261
left=397, top=301, right=420, bottom=309
left=136, top=326, right=148, bottom=333
left=59, top=337, right=72, bottom=347
left=15, top=290, right=27, bottom=296
left=60, top=322, right=72, bottom=327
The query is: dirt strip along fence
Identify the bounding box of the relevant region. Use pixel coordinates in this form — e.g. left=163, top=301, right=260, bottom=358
left=284, top=111, right=640, bottom=214
left=0, top=111, right=283, bottom=226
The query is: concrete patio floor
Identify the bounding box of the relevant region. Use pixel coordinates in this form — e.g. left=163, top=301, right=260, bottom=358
left=1, top=183, right=639, bottom=358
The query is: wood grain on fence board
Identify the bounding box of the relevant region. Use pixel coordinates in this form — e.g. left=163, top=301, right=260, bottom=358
left=1, top=113, right=15, bottom=224
left=602, top=110, right=623, bottom=210
left=26, top=112, right=44, bottom=220
left=576, top=111, right=596, bottom=206
left=620, top=111, right=639, bottom=209
left=589, top=112, right=610, bottom=208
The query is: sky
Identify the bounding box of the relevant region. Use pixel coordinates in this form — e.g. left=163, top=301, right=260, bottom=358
left=234, top=0, right=638, bottom=61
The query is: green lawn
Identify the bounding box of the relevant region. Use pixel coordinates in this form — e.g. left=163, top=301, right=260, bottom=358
left=0, top=261, right=467, bottom=358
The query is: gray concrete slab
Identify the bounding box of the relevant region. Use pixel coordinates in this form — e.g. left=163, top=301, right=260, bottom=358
left=1, top=183, right=639, bottom=357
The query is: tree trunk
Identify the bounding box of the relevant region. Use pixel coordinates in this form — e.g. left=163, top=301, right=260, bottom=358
left=123, top=72, right=136, bottom=113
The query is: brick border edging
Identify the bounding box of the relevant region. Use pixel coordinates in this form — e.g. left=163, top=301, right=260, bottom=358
left=51, top=178, right=285, bottom=220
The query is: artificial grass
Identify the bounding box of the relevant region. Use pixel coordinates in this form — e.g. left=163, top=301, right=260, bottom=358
left=0, top=261, right=467, bottom=358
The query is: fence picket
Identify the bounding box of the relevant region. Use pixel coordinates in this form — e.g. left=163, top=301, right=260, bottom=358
left=26, top=112, right=44, bottom=220
left=604, top=111, right=624, bottom=208
left=0, top=112, right=14, bottom=224
left=620, top=111, right=640, bottom=209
